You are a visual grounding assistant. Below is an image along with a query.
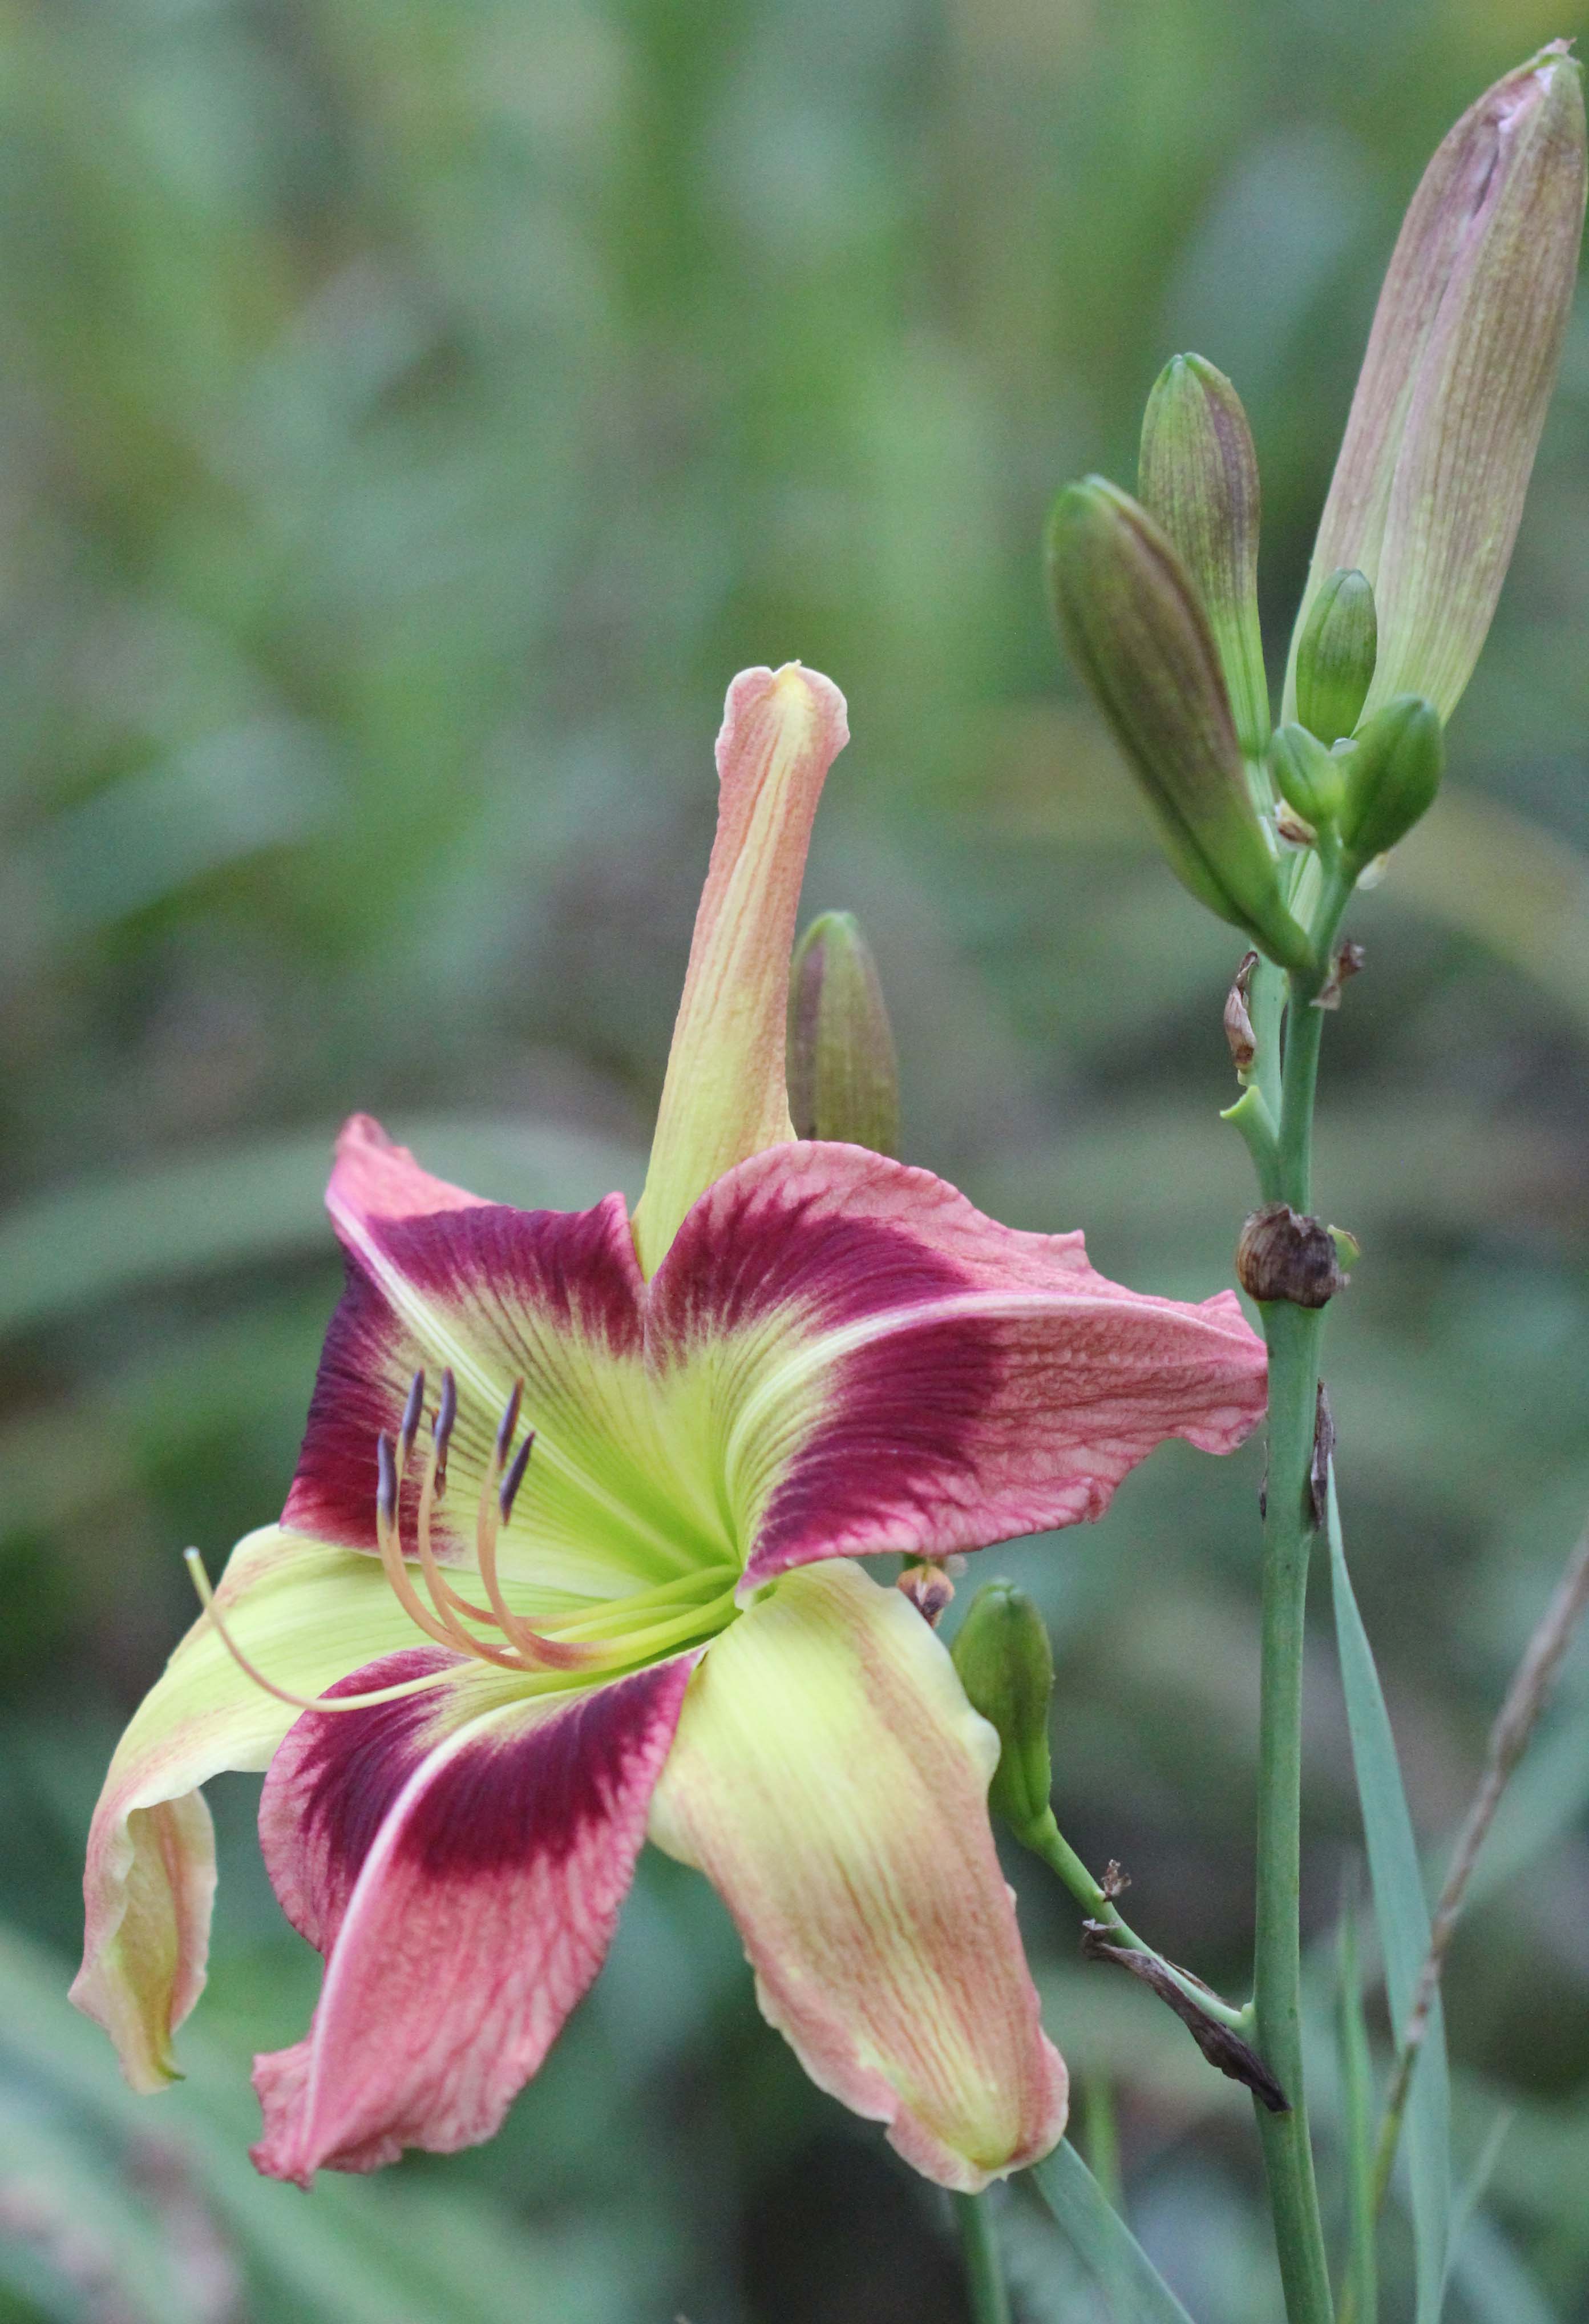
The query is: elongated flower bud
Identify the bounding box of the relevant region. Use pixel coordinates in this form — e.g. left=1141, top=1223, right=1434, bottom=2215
left=1139, top=354, right=1269, bottom=759
left=951, top=1581, right=1054, bottom=1840
left=1269, top=724, right=1345, bottom=832
left=1295, top=568, right=1377, bottom=744
left=1045, top=479, right=1313, bottom=972
left=1336, top=694, right=1444, bottom=867
left=1285, top=47, right=1587, bottom=726
left=787, top=911, right=900, bottom=1155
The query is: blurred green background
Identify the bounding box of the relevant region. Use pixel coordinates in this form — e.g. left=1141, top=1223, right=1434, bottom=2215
left=4, top=0, right=1589, bottom=2316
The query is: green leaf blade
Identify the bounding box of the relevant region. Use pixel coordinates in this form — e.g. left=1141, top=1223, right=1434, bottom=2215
left=1028, top=2142, right=1196, bottom=2323
left=1327, top=1471, right=1453, bottom=2321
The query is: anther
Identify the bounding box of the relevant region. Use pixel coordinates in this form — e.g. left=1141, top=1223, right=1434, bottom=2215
left=495, top=1379, right=524, bottom=1468
left=499, top=1431, right=535, bottom=1522
left=377, top=1433, right=399, bottom=1527
left=399, top=1369, right=426, bottom=1463
left=433, top=1367, right=458, bottom=1491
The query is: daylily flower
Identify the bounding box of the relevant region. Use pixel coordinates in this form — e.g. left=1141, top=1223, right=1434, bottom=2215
left=74, top=665, right=1268, bottom=2193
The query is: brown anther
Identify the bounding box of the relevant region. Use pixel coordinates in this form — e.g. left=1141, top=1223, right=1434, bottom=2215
left=433, top=1368, right=458, bottom=1490
left=897, top=1561, right=955, bottom=1627
left=1309, top=1383, right=1336, bottom=1532
left=399, top=1369, right=426, bottom=1463
left=1224, top=950, right=1259, bottom=1073
left=1236, top=1203, right=1349, bottom=1309
left=495, top=1379, right=524, bottom=1467
left=499, top=1431, right=535, bottom=1522
left=1312, top=939, right=1366, bottom=1012
left=376, top=1432, right=399, bottom=1527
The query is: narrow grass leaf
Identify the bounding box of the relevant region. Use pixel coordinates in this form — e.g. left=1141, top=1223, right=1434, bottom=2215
left=1028, top=2142, right=1195, bottom=2322
left=1336, top=1898, right=1378, bottom=2324
left=1327, top=1470, right=1452, bottom=2321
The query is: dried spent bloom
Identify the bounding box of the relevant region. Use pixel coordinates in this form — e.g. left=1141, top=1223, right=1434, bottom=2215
left=74, top=665, right=1269, bottom=2195
left=1284, top=45, right=1587, bottom=726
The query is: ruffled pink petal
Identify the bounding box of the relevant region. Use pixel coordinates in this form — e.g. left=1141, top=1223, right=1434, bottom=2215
left=283, top=1117, right=643, bottom=1565
left=648, top=1139, right=1267, bottom=1588
left=251, top=1649, right=693, bottom=2185
left=649, top=1560, right=1067, bottom=2189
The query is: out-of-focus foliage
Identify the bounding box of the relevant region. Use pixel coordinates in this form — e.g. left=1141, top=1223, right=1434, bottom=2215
left=3, top=0, right=1589, bottom=2315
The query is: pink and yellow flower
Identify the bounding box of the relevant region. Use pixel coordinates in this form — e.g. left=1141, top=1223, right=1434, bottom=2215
left=74, top=665, right=1267, bottom=2192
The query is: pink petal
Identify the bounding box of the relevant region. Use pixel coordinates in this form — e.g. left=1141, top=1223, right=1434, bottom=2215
left=649, top=1560, right=1067, bottom=2189
left=649, top=1139, right=1267, bottom=1588
left=251, top=1649, right=693, bottom=2184
left=283, top=1136, right=642, bottom=1562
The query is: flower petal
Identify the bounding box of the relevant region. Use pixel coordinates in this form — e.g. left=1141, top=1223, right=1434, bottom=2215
left=648, top=1140, right=1267, bottom=1589
left=72, top=1526, right=434, bottom=2090
left=285, top=1120, right=692, bottom=1597
left=648, top=1560, right=1067, bottom=2189
left=250, top=1651, right=693, bottom=2184
left=630, top=665, right=849, bottom=1277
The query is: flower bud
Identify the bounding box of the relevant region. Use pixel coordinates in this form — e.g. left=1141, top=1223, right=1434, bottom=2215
left=1268, top=724, right=1345, bottom=834
left=1285, top=47, right=1587, bottom=725
left=1336, top=694, right=1444, bottom=867
left=1294, top=568, right=1377, bottom=744
left=1045, top=478, right=1313, bottom=973
left=951, top=1581, right=1056, bottom=1838
left=786, top=910, right=900, bottom=1156
left=1138, top=355, right=1270, bottom=758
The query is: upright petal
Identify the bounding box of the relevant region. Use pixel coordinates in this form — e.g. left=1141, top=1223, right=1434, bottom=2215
left=73, top=1527, right=434, bottom=2090
left=284, top=1120, right=688, bottom=1599
left=648, top=1560, right=1067, bottom=2190
left=251, top=1652, right=693, bottom=2184
left=630, top=665, right=849, bottom=1277
left=647, top=1140, right=1267, bottom=1589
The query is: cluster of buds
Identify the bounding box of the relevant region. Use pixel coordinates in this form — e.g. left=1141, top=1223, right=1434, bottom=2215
left=1045, top=46, right=1586, bottom=974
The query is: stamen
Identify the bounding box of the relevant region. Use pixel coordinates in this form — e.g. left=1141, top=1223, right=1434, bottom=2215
left=495, top=1379, right=524, bottom=1467
left=374, top=1431, right=505, bottom=1660
left=182, top=1550, right=459, bottom=1715
left=474, top=1433, right=595, bottom=1671
left=399, top=1368, right=426, bottom=1464
left=499, top=1431, right=534, bottom=1522
left=433, top=1366, right=458, bottom=1492
left=409, top=1426, right=524, bottom=1668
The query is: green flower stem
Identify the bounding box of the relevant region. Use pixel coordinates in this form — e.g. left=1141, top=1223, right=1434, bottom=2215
left=1022, top=1809, right=1250, bottom=2034
left=1248, top=959, right=1340, bottom=2324
left=954, top=2190, right=1013, bottom=2324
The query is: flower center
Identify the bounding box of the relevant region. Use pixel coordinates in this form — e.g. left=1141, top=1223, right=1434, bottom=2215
left=185, top=1364, right=740, bottom=1719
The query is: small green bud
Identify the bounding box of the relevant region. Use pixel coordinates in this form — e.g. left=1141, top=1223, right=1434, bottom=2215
left=1336, top=694, right=1444, bottom=866
left=787, top=911, right=900, bottom=1155
left=1045, top=478, right=1313, bottom=974
left=1285, top=49, right=1587, bottom=726
left=1269, top=724, right=1346, bottom=833
left=951, top=1580, right=1054, bottom=1838
left=1139, top=354, right=1270, bottom=759
left=1295, top=568, right=1377, bottom=744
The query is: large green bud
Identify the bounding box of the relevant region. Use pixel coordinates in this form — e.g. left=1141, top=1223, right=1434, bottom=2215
left=1045, top=478, right=1313, bottom=973
left=786, top=910, right=900, bottom=1155
left=1294, top=567, right=1378, bottom=745
left=1285, top=47, right=1587, bottom=727
left=1138, top=353, right=1269, bottom=760
left=1335, top=694, right=1444, bottom=869
left=951, top=1580, right=1054, bottom=1840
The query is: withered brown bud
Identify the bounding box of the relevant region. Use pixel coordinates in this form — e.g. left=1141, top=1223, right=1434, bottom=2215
left=1236, top=1203, right=1349, bottom=1308
left=1224, top=950, right=1258, bottom=1072
left=897, top=1559, right=955, bottom=1627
